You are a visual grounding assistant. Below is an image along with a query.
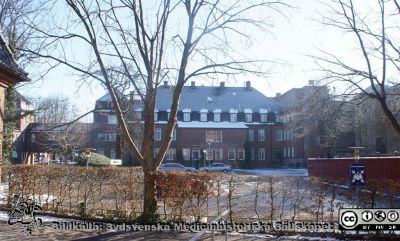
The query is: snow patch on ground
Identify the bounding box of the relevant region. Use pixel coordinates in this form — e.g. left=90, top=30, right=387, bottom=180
left=0, top=184, right=7, bottom=205
left=233, top=168, right=308, bottom=177
left=0, top=211, right=78, bottom=222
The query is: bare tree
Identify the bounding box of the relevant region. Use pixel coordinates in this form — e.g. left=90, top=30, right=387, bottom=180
left=315, top=0, right=400, bottom=135
left=32, top=96, right=89, bottom=162
left=22, top=0, right=290, bottom=221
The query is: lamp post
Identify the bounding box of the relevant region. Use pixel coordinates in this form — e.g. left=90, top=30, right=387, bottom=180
left=206, top=138, right=213, bottom=166
left=349, top=146, right=364, bottom=163
left=203, top=149, right=207, bottom=168
left=81, top=148, right=96, bottom=170
left=349, top=146, right=365, bottom=208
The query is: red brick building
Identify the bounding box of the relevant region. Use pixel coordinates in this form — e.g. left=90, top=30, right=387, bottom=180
left=0, top=33, right=29, bottom=160
left=132, top=81, right=283, bottom=168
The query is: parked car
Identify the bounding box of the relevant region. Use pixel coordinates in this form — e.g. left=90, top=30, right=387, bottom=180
left=159, top=163, right=196, bottom=172
left=199, top=162, right=232, bottom=173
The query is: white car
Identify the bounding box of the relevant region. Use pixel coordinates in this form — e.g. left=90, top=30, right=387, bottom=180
left=159, top=163, right=197, bottom=172
left=200, top=163, right=232, bottom=173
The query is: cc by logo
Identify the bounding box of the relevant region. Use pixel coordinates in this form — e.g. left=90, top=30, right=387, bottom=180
left=341, top=211, right=358, bottom=228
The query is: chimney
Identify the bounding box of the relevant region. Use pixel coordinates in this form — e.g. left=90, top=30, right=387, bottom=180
left=129, top=91, right=134, bottom=102
left=163, top=81, right=168, bottom=87
left=276, top=92, right=281, bottom=97
left=191, top=81, right=195, bottom=88
left=220, top=82, right=225, bottom=88
left=309, top=80, right=315, bottom=86
left=245, top=81, right=251, bottom=90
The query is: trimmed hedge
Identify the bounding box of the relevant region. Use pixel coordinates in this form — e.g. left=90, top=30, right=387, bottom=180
left=76, top=152, right=111, bottom=166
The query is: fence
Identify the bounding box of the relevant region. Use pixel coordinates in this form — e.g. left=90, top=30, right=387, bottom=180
left=1, top=165, right=400, bottom=225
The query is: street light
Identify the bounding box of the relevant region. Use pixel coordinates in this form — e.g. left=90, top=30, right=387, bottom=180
left=206, top=138, right=213, bottom=166
left=203, top=149, right=207, bottom=168
left=81, top=148, right=96, bottom=170
left=349, top=147, right=365, bottom=162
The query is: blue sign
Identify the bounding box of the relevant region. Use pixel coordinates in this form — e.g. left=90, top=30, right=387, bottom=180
left=350, top=163, right=366, bottom=186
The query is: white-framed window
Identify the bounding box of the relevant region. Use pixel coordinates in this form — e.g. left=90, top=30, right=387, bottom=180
left=261, top=114, right=268, bottom=123
left=206, top=149, right=213, bottom=160
left=238, top=148, right=245, bottom=160
left=206, top=131, right=222, bottom=142
left=214, top=148, right=223, bottom=160
left=258, top=129, right=265, bottom=141
left=97, top=133, right=117, bottom=141
left=214, top=113, right=221, bottom=122
left=291, top=147, right=295, bottom=157
left=110, top=149, right=116, bottom=159
left=276, top=129, right=283, bottom=141
left=200, top=113, right=207, bottom=122
left=108, top=115, right=117, bottom=124
left=166, top=148, right=176, bottom=160
left=250, top=148, right=255, bottom=160
left=182, top=148, right=190, bottom=160
left=192, top=148, right=200, bottom=160
left=183, top=112, right=191, bottom=122
left=230, top=113, right=237, bottom=122
left=248, top=129, right=254, bottom=141
left=172, top=128, right=176, bottom=141
left=153, top=148, right=160, bottom=158
left=258, top=148, right=265, bottom=160
left=228, top=148, right=235, bottom=160
left=155, top=128, right=162, bottom=141
left=245, top=113, right=252, bottom=123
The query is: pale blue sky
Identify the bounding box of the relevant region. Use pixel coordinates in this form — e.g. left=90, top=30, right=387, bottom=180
left=16, top=0, right=375, bottom=122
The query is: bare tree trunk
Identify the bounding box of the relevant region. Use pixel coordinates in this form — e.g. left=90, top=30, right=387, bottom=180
left=142, top=169, right=158, bottom=222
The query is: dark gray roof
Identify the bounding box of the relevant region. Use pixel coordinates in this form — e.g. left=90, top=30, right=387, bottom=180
left=0, top=32, right=28, bottom=78
left=156, top=85, right=281, bottom=112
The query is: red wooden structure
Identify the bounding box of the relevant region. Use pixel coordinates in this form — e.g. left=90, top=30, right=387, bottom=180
left=308, top=157, right=400, bottom=180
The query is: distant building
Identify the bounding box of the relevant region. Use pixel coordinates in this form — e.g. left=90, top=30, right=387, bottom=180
left=12, top=91, right=34, bottom=162
left=148, top=81, right=282, bottom=168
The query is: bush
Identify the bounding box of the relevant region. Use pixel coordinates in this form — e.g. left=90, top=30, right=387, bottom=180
left=76, top=152, right=111, bottom=166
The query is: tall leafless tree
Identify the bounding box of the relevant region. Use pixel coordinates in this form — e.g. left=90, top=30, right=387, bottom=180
left=21, top=0, right=290, bottom=221
left=314, top=0, right=400, bottom=135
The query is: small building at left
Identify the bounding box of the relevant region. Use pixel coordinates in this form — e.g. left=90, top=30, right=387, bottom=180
left=0, top=32, right=29, bottom=161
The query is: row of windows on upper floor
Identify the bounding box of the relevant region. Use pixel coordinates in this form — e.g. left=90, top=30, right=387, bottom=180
left=104, top=111, right=280, bottom=124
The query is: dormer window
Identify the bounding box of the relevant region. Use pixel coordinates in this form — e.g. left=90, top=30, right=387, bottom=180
left=245, top=114, right=252, bottom=123
left=229, top=108, right=238, bottom=122
left=200, top=109, right=208, bottom=122
left=213, top=109, right=222, bottom=122
left=260, top=109, right=268, bottom=123
left=183, top=108, right=191, bottom=122
left=230, top=114, right=237, bottom=122
left=244, top=108, right=252, bottom=123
